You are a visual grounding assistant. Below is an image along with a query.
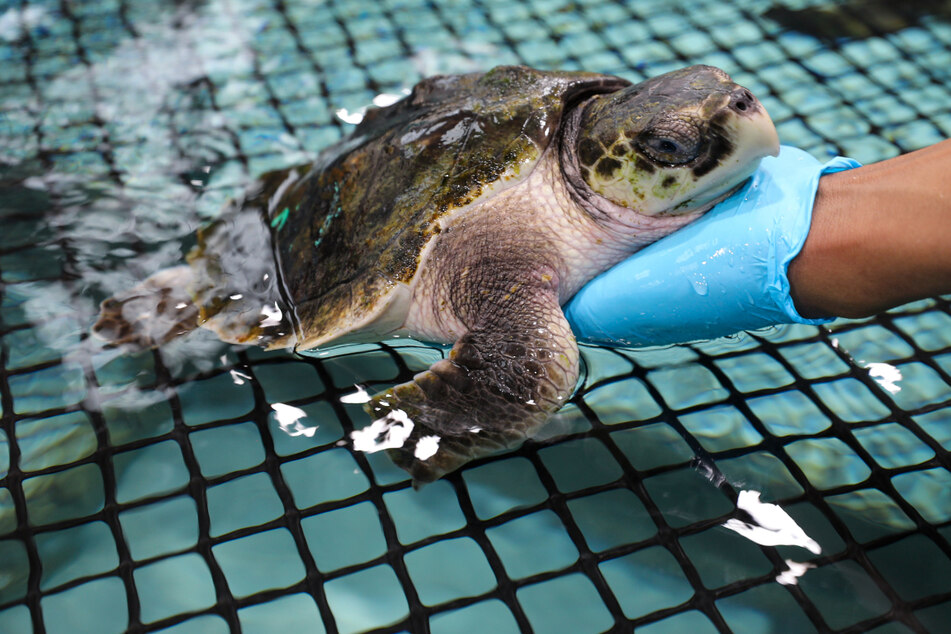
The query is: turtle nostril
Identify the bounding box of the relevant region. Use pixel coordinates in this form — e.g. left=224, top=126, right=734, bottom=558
left=730, top=88, right=756, bottom=114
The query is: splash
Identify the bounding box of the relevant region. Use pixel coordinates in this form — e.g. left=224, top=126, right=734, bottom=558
left=351, top=410, right=414, bottom=453
left=271, top=403, right=318, bottom=438
left=866, top=362, right=902, bottom=394
left=722, top=490, right=821, bottom=555
left=340, top=384, right=372, bottom=404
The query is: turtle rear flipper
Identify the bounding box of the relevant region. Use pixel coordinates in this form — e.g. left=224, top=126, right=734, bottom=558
left=362, top=278, right=579, bottom=486
left=93, top=265, right=200, bottom=349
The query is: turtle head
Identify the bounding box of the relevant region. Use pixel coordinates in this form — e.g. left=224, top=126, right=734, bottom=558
left=571, top=65, right=779, bottom=219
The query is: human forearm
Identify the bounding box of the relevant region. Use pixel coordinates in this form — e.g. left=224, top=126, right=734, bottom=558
left=788, top=139, right=951, bottom=319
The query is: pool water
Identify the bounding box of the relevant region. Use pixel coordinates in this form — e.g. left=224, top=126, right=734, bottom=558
left=2, top=0, right=951, bottom=632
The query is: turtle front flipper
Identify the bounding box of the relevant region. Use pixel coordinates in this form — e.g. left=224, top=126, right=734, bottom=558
left=93, top=265, right=201, bottom=349
left=363, top=285, right=579, bottom=486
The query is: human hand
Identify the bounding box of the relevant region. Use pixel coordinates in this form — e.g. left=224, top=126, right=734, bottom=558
left=564, top=145, right=861, bottom=347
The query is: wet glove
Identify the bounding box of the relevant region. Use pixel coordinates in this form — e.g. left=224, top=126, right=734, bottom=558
left=564, top=145, right=861, bottom=347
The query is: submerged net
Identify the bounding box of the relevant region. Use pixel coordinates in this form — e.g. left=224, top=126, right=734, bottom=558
left=1, top=0, right=950, bottom=632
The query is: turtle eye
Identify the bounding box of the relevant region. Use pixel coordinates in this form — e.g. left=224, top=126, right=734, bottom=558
left=639, top=134, right=695, bottom=165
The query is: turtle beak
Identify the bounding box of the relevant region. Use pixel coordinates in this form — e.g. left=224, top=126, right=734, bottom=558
left=728, top=85, right=780, bottom=160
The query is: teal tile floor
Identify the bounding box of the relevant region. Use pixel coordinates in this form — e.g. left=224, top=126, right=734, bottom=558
left=1, top=0, right=950, bottom=632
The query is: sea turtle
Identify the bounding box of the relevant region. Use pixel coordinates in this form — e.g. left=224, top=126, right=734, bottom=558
left=95, top=64, right=779, bottom=484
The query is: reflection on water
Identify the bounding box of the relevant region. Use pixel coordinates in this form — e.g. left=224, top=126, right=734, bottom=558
left=3, top=0, right=951, bottom=629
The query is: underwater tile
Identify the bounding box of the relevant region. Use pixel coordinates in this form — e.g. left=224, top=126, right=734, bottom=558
left=916, top=600, right=951, bottom=634
left=301, top=501, right=386, bottom=572
left=835, top=326, right=914, bottom=364
left=0, top=217, right=53, bottom=252
left=566, top=488, right=655, bottom=553
left=579, top=346, right=635, bottom=387
left=562, top=30, right=607, bottom=57
left=213, top=528, right=306, bottom=598
left=8, top=362, right=86, bottom=415
left=280, top=96, right=332, bottom=127
left=678, top=405, right=762, bottom=453
left=853, top=93, right=918, bottom=129
left=156, top=615, right=230, bottom=634
left=669, top=29, right=716, bottom=57
left=134, top=553, right=216, bottom=624
left=852, top=422, right=935, bottom=470
left=777, top=342, right=850, bottom=380
left=486, top=510, right=578, bottom=580
left=430, top=599, right=519, bottom=634
left=620, top=345, right=698, bottom=369
left=404, top=536, right=497, bottom=606
left=599, top=546, right=694, bottom=619
left=891, top=119, right=947, bottom=151
left=646, top=364, right=728, bottom=410
left=41, top=576, right=128, bottom=634
left=772, top=501, right=847, bottom=561
left=517, top=573, right=613, bottom=634
left=228, top=104, right=285, bottom=129
left=539, top=437, right=622, bottom=493
left=0, top=488, right=15, bottom=536
left=461, top=457, right=548, bottom=521
left=0, top=605, right=31, bottom=634
left=680, top=525, right=774, bottom=590
left=324, top=564, right=409, bottom=634
left=280, top=448, right=369, bottom=509
left=582, top=376, right=661, bottom=425
left=884, top=362, right=950, bottom=410
left=207, top=472, right=285, bottom=538
left=0, top=246, right=63, bottom=282
left=610, top=422, right=695, bottom=472
left=867, top=534, right=951, bottom=601
left=775, top=118, right=825, bottom=153
left=92, top=348, right=157, bottom=394
left=0, top=539, right=29, bottom=602
left=3, top=320, right=75, bottom=370
left=891, top=467, right=951, bottom=524
left=101, top=395, right=174, bottom=446
left=238, top=593, right=324, bottom=634
left=267, top=400, right=344, bottom=456
left=23, top=462, right=104, bottom=526
left=834, top=479, right=917, bottom=539
left=383, top=479, right=466, bottom=545
left=15, top=410, right=97, bottom=472
left=120, top=496, right=199, bottom=561
left=717, top=583, right=817, bottom=634
left=178, top=373, right=255, bottom=426
left=36, top=520, right=118, bottom=591
left=785, top=438, right=871, bottom=490
left=322, top=350, right=400, bottom=389
left=637, top=610, right=718, bottom=634
left=190, top=422, right=265, bottom=478
left=113, top=440, right=189, bottom=504
left=812, top=378, right=891, bottom=423
left=643, top=466, right=735, bottom=528
left=798, top=560, right=891, bottom=630
left=913, top=407, right=951, bottom=451
left=746, top=389, right=832, bottom=437
left=253, top=360, right=325, bottom=404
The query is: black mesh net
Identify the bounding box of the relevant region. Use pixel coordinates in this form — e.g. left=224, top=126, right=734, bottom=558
left=1, top=0, right=950, bottom=632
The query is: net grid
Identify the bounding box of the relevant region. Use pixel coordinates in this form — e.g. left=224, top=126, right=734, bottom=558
left=1, top=0, right=951, bottom=632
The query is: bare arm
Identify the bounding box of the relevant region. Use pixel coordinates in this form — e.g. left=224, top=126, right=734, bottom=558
left=788, top=139, right=951, bottom=319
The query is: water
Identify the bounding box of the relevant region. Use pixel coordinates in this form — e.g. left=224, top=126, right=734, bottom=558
left=2, top=0, right=951, bottom=632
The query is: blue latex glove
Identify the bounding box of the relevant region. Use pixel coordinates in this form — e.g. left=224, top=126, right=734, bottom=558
left=564, top=145, right=861, bottom=347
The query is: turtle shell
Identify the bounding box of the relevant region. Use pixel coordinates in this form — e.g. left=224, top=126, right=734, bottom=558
left=191, top=66, right=630, bottom=349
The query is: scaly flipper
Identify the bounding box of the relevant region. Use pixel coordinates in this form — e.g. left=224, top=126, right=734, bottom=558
left=93, top=265, right=200, bottom=349
left=364, top=279, right=579, bottom=485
